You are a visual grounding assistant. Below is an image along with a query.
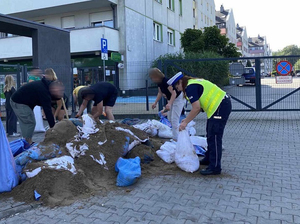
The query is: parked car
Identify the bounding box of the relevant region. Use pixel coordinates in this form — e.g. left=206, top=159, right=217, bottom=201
left=242, top=67, right=256, bottom=85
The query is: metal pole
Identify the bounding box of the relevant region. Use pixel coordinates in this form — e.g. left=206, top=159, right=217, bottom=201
left=71, top=64, right=75, bottom=116
left=16, top=64, right=21, bottom=89
left=146, top=80, right=149, bottom=111
left=255, top=58, right=262, bottom=110
left=103, top=59, right=106, bottom=82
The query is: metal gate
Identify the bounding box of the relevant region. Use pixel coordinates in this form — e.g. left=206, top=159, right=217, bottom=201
left=157, top=55, right=300, bottom=112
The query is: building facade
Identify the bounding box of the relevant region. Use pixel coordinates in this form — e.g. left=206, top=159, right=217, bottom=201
left=215, top=4, right=236, bottom=45
left=236, top=24, right=249, bottom=57
left=248, top=35, right=272, bottom=74
left=0, top=0, right=215, bottom=90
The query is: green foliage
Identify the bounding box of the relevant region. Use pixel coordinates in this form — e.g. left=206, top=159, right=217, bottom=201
left=152, top=51, right=229, bottom=87
left=246, top=60, right=252, bottom=67
left=180, top=26, right=241, bottom=58
left=273, top=45, right=300, bottom=56
left=180, top=29, right=204, bottom=53
left=294, top=59, right=300, bottom=70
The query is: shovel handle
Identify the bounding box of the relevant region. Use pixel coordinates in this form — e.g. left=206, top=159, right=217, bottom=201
left=61, top=98, right=69, bottom=119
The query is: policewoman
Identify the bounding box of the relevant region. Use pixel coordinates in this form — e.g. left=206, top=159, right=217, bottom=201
left=168, top=73, right=232, bottom=175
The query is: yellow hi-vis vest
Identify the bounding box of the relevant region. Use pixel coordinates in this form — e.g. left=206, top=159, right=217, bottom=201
left=187, top=79, right=226, bottom=119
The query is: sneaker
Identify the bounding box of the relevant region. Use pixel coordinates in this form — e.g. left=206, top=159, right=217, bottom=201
left=9, top=133, right=21, bottom=137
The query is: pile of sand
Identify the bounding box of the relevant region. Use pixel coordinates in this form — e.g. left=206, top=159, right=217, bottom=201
left=4, top=119, right=180, bottom=206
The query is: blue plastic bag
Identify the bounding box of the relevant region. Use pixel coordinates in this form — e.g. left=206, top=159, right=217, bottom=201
left=158, top=112, right=172, bottom=128
left=0, top=120, right=19, bottom=193
left=15, top=144, right=60, bottom=166
left=115, top=157, right=141, bottom=187
left=194, top=145, right=206, bottom=156
left=9, top=139, right=29, bottom=157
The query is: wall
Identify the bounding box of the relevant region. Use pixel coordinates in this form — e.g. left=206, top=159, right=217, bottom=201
left=225, top=9, right=236, bottom=45
left=197, top=0, right=215, bottom=29
left=118, top=0, right=195, bottom=90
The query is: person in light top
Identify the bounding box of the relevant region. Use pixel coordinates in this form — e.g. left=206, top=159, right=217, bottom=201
left=149, top=68, right=185, bottom=141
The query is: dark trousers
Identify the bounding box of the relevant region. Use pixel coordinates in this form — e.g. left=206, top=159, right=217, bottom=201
left=6, top=107, right=17, bottom=135
left=203, top=97, right=232, bottom=172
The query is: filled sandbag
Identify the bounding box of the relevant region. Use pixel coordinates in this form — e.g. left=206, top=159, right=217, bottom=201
left=0, top=120, right=19, bottom=192
left=175, top=130, right=199, bottom=173
left=34, top=106, right=46, bottom=133
left=156, top=141, right=177, bottom=164
left=115, top=157, right=141, bottom=187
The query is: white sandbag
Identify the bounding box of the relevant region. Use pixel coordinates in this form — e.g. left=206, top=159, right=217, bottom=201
left=156, top=141, right=177, bottom=164
left=175, top=130, right=199, bottom=173
left=186, top=120, right=196, bottom=136
left=190, top=136, right=208, bottom=149
left=115, top=127, right=148, bottom=142
left=34, top=106, right=45, bottom=133
left=76, top=114, right=99, bottom=139
left=133, top=120, right=157, bottom=137
left=25, top=156, right=77, bottom=178
left=66, top=142, right=89, bottom=158
left=151, top=120, right=172, bottom=139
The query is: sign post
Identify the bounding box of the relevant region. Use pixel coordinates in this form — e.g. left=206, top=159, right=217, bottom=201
left=101, top=38, right=108, bottom=82
left=275, top=60, right=293, bottom=84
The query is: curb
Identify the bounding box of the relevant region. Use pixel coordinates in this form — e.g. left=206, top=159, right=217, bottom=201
left=0, top=203, right=41, bottom=220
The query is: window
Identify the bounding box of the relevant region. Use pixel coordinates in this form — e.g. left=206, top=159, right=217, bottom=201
left=201, top=13, right=203, bottom=21
left=179, top=0, right=183, bottom=16
left=207, top=3, right=209, bottom=10
left=168, top=0, right=174, bottom=11
left=201, top=0, right=203, bottom=5
left=153, top=22, right=162, bottom=42
left=91, top=20, right=114, bottom=28
left=193, top=8, right=196, bottom=18
left=62, top=16, right=75, bottom=29
left=193, top=25, right=196, bottom=29
left=155, top=0, right=162, bottom=3
left=167, top=28, right=175, bottom=46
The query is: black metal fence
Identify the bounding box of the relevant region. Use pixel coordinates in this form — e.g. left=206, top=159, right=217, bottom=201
left=158, top=55, right=300, bottom=112
left=1, top=55, right=300, bottom=119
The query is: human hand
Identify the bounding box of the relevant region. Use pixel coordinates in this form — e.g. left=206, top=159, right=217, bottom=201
left=152, top=103, right=157, bottom=109
left=179, top=119, right=187, bottom=131
left=75, top=114, right=80, bottom=118
left=165, top=104, right=171, bottom=111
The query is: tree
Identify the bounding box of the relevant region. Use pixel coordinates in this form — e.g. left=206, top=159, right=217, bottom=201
left=246, top=60, right=252, bottom=67
left=152, top=51, right=229, bottom=87
left=294, top=59, right=300, bottom=71
left=180, top=26, right=241, bottom=58
left=273, top=45, right=300, bottom=56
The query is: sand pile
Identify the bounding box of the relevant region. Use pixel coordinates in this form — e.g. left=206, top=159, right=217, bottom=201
left=4, top=119, right=178, bottom=206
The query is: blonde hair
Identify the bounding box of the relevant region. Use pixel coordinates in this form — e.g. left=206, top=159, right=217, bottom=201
left=4, top=75, right=15, bottom=92
left=149, top=68, right=165, bottom=79
left=45, top=68, right=58, bottom=81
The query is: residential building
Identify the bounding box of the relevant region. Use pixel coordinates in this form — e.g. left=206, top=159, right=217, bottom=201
left=236, top=24, right=249, bottom=57
left=194, top=0, right=215, bottom=29
left=248, top=35, right=272, bottom=74
left=0, top=0, right=215, bottom=90
left=215, top=4, right=236, bottom=45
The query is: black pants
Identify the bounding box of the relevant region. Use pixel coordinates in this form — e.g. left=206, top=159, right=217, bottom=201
left=203, top=96, right=232, bottom=172
left=6, top=107, right=17, bottom=135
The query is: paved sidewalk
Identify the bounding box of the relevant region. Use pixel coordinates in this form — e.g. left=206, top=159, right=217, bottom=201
left=1, top=111, right=300, bottom=224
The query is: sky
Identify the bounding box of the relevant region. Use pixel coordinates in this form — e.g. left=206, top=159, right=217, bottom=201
left=214, top=0, right=300, bottom=52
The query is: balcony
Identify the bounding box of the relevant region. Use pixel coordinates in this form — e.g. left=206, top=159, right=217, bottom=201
left=1, top=0, right=116, bottom=18
left=0, top=26, right=119, bottom=60
left=70, top=26, right=119, bottom=53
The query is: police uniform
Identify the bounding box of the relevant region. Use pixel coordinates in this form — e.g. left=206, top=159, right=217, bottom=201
left=169, top=74, right=232, bottom=175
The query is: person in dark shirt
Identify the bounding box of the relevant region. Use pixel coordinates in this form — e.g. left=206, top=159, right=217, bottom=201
left=149, top=68, right=185, bottom=141
left=169, top=74, right=232, bottom=176
left=11, top=78, right=63, bottom=144
left=4, top=75, right=20, bottom=137
left=76, top=82, right=118, bottom=120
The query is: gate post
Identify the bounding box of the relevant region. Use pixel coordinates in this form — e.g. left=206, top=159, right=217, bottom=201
left=16, top=64, right=21, bottom=89
left=255, top=58, right=262, bottom=110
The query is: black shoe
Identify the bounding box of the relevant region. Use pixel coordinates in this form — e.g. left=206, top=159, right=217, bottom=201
left=200, top=158, right=209, bottom=166
left=200, top=168, right=221, bottom=176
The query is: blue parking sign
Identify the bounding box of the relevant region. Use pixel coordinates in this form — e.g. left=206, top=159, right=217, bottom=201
left=101, top=38, right=108, bottom=53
